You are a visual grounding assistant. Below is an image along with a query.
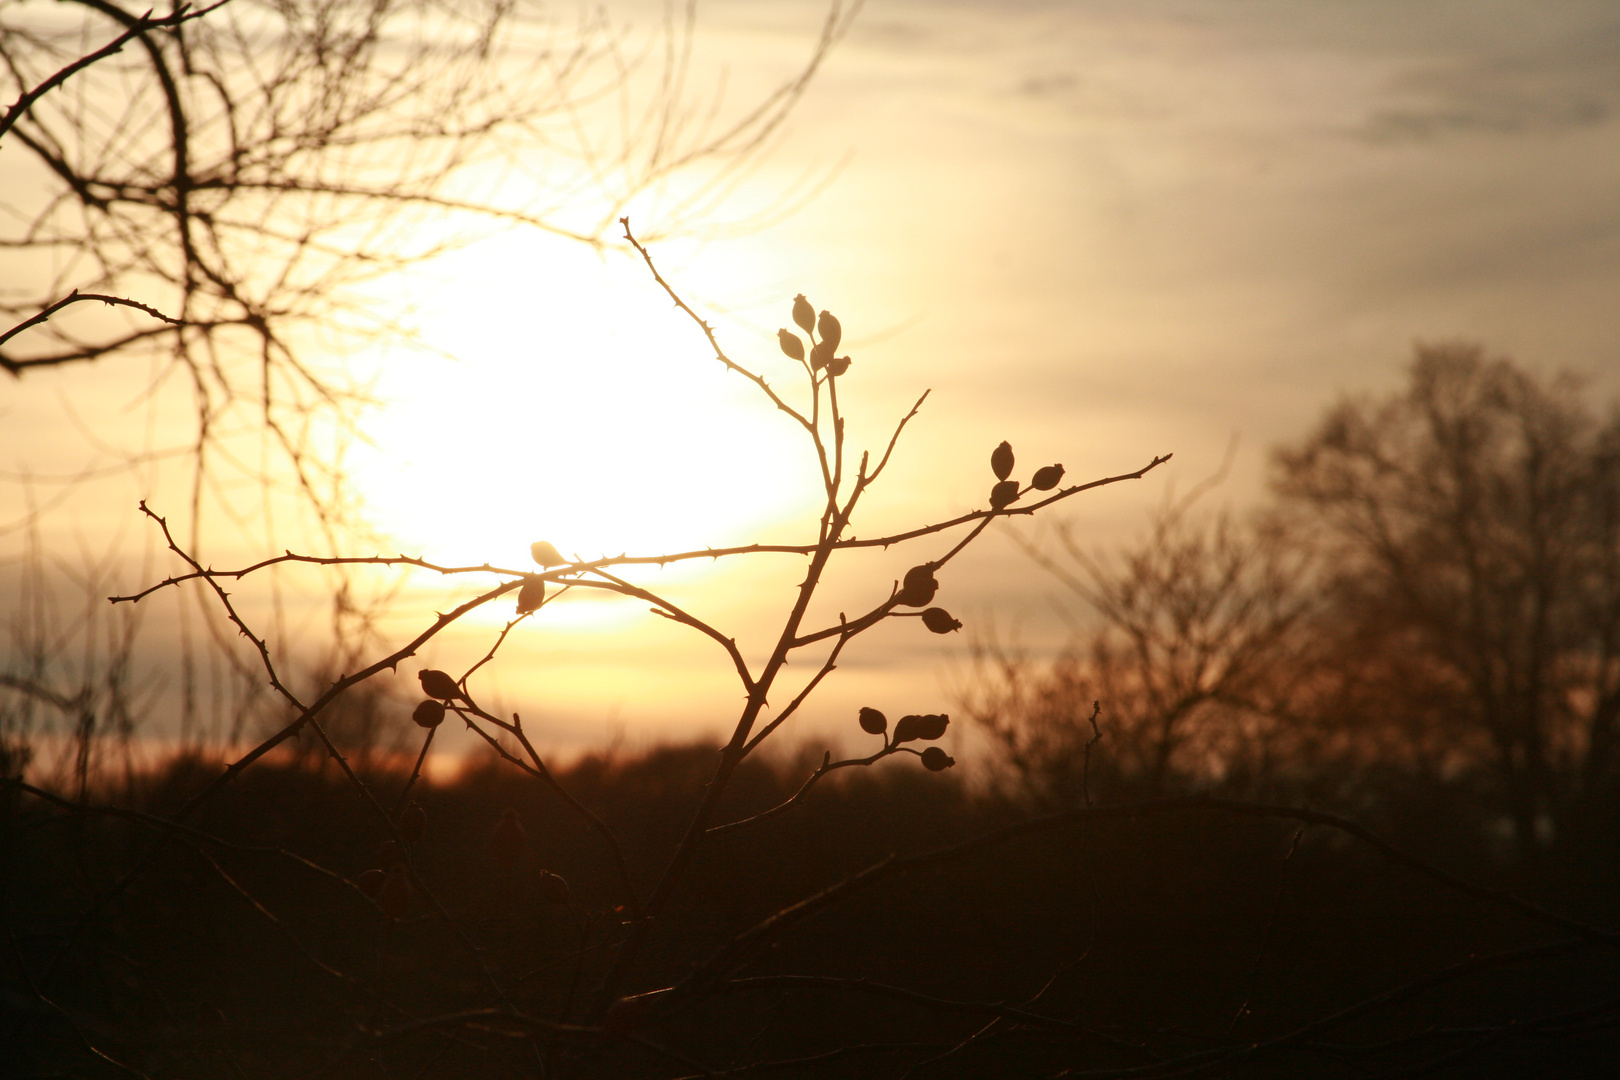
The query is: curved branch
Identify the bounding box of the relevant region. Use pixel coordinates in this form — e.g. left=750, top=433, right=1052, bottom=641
left=621, top=217, right=813, bottom=432
left=0, top=291, right=181, bottom=371
left=0, top=3, right=217, bottom=142
left=707, top=743, right=890, bottom=836
left=585, top=568, right=756, bottom=693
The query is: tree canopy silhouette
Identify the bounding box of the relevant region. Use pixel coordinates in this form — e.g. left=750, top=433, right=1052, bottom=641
left=1275, top=343, right=1620, bottom=851
left=971, top=344, right=1620, bottom=857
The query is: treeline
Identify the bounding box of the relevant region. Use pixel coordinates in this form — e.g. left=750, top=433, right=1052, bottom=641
left=5, top=343, right=1618, bottom=1077
left=4, top=740, right=1616, bottom=1078
left=968, top=343, right=1620, bottom=861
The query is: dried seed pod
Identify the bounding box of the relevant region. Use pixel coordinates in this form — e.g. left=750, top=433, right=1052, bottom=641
left=792, top=293, right=815, bottom=333
left=376, top=839, right=405, bottom=867
left=858, top=706, right=888, bottom=735
left=817, top=310, right=842, bottom=353
left=516, top=574, right=546, bottom=614
left=355, top=868, right=385, bottom=898
left=1032, top=464, right=1065, bottom=491
left=991, top=440, right=1015, bottom=481
left=896, top=564, right=938, bottom=607
left=913, top=713, right=949, bottom=740
left=412, top=699, right=446, bottom=729
left=810, top=339, right=834, bottom=370
left=377, top=864, right=412, bottom=920
left=892, top=714, right=924, bottom=743
left=538, top=871, right=571, bottom=905
left=492, top=808, right=527, bottom=868
left=778, top=328, right=805, bottom=361
left=921, top=746, right=956, bottom=772
left=921, top=607, right=963, bottom=634
left=399, top=803, right=428, bottom=845
left=827, top=355, right=852, bottom=377
left=989, top=480, right=1020, bottom=509
left=530, top=540, right=565, bottom=567
left=418, top=669, right=461, bottom=701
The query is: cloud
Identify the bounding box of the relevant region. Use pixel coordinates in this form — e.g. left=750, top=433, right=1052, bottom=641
left=1359, top=25, right=1620, bottom=141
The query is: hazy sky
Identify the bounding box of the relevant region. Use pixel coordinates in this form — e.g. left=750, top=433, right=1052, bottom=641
left=5, top=0, right=1620, bottom=765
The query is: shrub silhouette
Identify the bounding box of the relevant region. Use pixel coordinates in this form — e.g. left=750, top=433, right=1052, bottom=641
left=3, top=10, right=1617, bottom=1074
left=9, top=246, right=1620, bottom=1076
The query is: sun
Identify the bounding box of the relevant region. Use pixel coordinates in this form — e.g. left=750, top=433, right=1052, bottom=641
left=351, top=230, right=820, bottom=585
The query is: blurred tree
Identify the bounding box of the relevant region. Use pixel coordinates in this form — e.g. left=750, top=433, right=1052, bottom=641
left=966, top=498, right=1319, bottom=807
left=1275, top=343, right=1620, bottom=852
left=972, top=344, right=1620, bottom=856
left=0, top=0, right=855, bottom=772
left=2, top=0, right=852, bottom=530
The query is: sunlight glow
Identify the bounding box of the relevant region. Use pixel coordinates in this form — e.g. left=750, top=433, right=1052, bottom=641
left=352, top=229, right=824, bottom=601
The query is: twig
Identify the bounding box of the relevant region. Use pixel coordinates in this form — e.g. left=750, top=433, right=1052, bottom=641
left=1080, top=700, right=1102, bottom=808
left=678, top=794, right=1618, bottom=1001
left=1226, top=825, right=1302, bottom=1034
left=0, top=5, right=220, bottom=142
left=622, top=218, right=813, bottom=433
left=0, top=290, right=181, bottom=361
left=395, top=726, right=436, bottom=813
left=707, top=743, right=890, bottom=836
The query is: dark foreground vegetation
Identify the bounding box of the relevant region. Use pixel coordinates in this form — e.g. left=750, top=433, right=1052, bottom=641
left=4, top=739, right=1617, bottom=1079
left=5, top=327, right=1619, bottom=1078
left=4, top=5, right=1618, bottom=1075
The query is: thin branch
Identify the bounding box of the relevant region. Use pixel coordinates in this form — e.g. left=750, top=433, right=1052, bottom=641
left=744, top=621, right=863, bottom=752
left=588, top=568, right=756, bottom=693
left=0, top=4, right=219, bottom=142
left=621, top=217, right=813, bottom=432
left=0, top=289, right=181, bottom=362
left=707, top=742, right=891, bottom=836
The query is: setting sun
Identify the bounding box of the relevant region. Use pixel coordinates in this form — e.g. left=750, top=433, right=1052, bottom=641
left=7, top=1, right=1620, bottom=1074
left=353, top=230, right=821, bottom=572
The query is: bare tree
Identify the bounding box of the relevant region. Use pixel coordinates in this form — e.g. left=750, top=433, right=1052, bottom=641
left=1, top=0, right=859, bottom=766
left=970, top=346, right=1620, bottom=847
left=2, top=0, right=855, bottom=524
left=1274, top=343, right=1620, bottom=852
left=965, top=493, right=1320, bottom=806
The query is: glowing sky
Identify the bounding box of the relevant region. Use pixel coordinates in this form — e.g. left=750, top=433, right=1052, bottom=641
left=5, top=0, right=1620, bottom=766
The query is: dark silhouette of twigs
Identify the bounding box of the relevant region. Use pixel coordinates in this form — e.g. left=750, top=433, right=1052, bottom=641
left=443, top=696, right=643, bottom=918
left=0, top=291, right=182, bottom=367
left=572, top=225, right=1170, bottom=1023
left=100, top=219, right=1172, bottom=1034
left=0, top=3, right=218, bottom=142
left=3, top=0, right=868, bottom=780
left=46, top=504, right=527, bottom=1006
left=707, top=743, right=889, bottom=836
left=679, top=795, right=1615, bottom=1003
left=6, top=778, right=412, bottom=1028
left=1226, top=825, right=1303, bottom=1034
left=73, top=213, right=1189, bottom=1070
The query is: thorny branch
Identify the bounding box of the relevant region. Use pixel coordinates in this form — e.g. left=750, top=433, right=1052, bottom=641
left=0, top=3, right=219, bottom=142
left=28, top=190, right=1596, bottom=1077
left=0, top=291, right=182, bottom=366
